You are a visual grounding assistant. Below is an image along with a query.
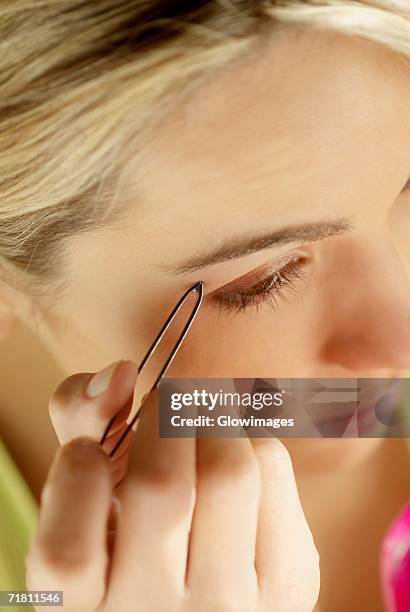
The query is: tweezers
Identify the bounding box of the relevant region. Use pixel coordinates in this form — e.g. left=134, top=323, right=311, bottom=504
left=99, top=280, right=204, bottom=459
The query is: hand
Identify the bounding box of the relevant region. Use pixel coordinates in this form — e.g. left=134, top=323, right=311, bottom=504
left=26, top=360, right=320, bottom=612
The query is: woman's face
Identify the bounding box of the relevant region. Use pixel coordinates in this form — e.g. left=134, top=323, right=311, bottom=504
left=34, top=27, right=410, bottom=473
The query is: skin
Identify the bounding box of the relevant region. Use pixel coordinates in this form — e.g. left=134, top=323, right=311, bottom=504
left=0, top=24, right=409, bottom=611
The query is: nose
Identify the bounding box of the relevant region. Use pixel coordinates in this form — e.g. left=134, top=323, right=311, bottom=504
left=320, top=235, right=410, bottom=372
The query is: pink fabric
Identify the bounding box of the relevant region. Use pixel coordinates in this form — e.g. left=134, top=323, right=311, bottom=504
left=381, top=503, right=410, bottom=612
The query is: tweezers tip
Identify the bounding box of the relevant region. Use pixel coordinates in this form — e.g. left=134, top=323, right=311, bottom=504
left=193, top=280, right=204, bottom=294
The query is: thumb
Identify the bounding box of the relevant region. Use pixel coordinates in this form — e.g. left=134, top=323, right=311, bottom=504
left=49, top=359, right=138, bottom=486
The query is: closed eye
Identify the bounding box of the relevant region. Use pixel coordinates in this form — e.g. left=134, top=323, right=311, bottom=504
left=210, top=256, right=309, bottom=315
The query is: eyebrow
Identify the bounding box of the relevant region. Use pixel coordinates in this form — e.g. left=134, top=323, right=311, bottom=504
left=160, top=218, right=354, bottom=275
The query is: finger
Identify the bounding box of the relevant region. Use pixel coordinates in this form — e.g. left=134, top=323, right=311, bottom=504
left=107, top=389, right=196, bottom=610
left=26, top=437, right=113, bottom=612
left=49, top=359, right=138, bottom=445
left=106, top=496, right=121, bottom=568
left=252, top=438, right=320, bottom=612
left=49, top=359, right=138, bottom=487
left=186, top=436, right=260, bottom=610
left=104, top=430, right=135, bottom=490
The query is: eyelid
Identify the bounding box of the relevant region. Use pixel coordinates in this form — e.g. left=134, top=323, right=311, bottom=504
left=209, top=249, right=310, bottom=297
left=213, top=255, right=309, bottom=315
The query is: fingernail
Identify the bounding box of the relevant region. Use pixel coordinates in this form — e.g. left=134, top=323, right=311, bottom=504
left=86, top=360, right=123, bottom=398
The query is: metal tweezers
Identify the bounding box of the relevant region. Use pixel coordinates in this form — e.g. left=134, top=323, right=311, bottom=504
left=99, top=280, right=204, bottom=459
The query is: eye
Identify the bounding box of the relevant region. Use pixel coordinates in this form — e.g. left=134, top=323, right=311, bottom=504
left=211, top=256, right=309, bottom=315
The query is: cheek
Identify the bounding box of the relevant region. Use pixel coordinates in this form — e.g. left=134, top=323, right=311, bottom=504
left=39, top=297, right=152, bottom=376
left=283, top=437, right=384, bottom=474
left=164, top=297, right=319, bottom=378
left=47, top=277, right=323, bottom=379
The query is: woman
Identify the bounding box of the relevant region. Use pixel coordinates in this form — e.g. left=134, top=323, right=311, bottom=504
left=0, top=0, right=409, bottom=610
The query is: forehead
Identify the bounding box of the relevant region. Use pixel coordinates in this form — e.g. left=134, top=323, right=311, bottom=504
left=57, top=25, right=410, bottom=329
left=119, top=26, right=409, bottom=231
left=79, top=26, right=410, bottom=304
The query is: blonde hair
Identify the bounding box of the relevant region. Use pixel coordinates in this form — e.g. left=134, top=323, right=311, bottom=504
left=0, top=0, right=409, bottom=297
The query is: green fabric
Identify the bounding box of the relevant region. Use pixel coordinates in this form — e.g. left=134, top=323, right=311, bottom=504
left=0, top=437, right=38, bottom=612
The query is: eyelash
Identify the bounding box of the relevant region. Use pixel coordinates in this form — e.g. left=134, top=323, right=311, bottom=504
left=213, top=257, right=308, bottom=315
left=209, top=175, right=410, bottom=316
